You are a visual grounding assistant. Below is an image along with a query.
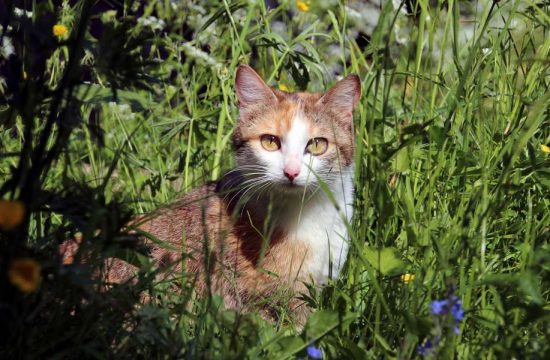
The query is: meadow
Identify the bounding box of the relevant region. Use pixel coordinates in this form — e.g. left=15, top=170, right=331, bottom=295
left=1, top=0, right=549, bottom=358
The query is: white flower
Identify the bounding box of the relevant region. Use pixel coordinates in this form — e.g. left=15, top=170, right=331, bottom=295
left=181, top=43, right=222, bottom=72
left=137, top=16, right=166, bottom=31
left=1, top=37, right=14, bottom=59
left=14, top=7, right=33, bottom=18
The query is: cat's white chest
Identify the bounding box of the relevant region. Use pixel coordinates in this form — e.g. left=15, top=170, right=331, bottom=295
left=290, top=175, right=354, bottom=284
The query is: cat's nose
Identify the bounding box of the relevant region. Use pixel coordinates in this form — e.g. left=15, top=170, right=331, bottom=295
left=284, top=169, right=300, bottom=182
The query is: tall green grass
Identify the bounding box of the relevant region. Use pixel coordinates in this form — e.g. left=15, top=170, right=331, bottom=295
left=1, top=0, right=549, bottom=358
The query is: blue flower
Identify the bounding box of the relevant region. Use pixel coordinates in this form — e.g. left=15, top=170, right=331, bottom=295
left=430, top=299, right=448, bottom=315
left=307, top=345, right=323, bottom=359
left=417, top=339, right=433, bottom=356
left=450, top=296, right=464, bottom=321
left=422, top=294, right=464, bottom=355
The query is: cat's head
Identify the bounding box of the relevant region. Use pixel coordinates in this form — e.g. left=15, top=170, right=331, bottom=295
left=233, top=64, right=360, bottom=192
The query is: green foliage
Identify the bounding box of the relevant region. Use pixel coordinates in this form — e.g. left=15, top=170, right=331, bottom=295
left=1, top=0, right=550, bottom=358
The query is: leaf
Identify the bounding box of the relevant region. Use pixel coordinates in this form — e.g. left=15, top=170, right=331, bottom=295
left=274, top=336, right=305, bottom=359
left=363, top=246, right=405, bottom=276
left=394, top=146, right=410, bottom=173
left=518, top=271, right=544, bottom=305
left=304, top=309, right=355, bottom=341
left=287, top=56, right=310, bottom=90
left=338, top=338, right=369, bottom=358
left=305, top=310, right=340, bottom=339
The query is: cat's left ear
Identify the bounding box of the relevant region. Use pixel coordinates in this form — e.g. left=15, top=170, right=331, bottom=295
left=317, top=75, right=361, bottom=118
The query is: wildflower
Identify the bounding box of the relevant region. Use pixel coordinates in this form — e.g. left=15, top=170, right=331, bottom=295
left=278, top=84, right=289, bottom=92
left=430, top=299, right=448, bottom=315
left=400, top=273, right=415, bottom=283
left=181, top=43, right=222, bottom=72
left=306, top=345, right=323, bottom=359
left=14, top=7, right=33, bottom=18
left=417, top=339, right=433, bottom=356
left=430, top=295, right=463, bottom=319
left=53, top=24, right=69, bottom=37
left=420, top=294, right=464, bottom=355
left=0, top=199, right=25, bottom=230
left=449, top=296, right=464, bottom=321
left=1, top=36, right=15, bottom=59
left=8, top=258, right=42, bottom=293
left=137, top=16, right=166, bottom=31
left=541, top=144, right=550, bottom=154
left=296, top=0, right=310, bottom=12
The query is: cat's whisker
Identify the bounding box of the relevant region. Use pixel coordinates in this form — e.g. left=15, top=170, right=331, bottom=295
left=252, top=180, right=274, bottom=201
left=226, top=176, right=272, bottom=210
left=237, top=183, right=266, bottom=217
left=226, top=185, right=251, bottom=206
left=223, top=165, right=268, bottom=178
left=243, top=177, right=272, bottom=202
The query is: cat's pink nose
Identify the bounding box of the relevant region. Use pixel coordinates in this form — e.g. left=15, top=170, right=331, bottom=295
left=284, top=169, right=300, bottom=182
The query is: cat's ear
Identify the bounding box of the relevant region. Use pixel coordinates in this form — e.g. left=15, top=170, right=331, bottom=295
left=235, top=64, right=277, bottom=109
left=317, top=75, right=361, bottom=117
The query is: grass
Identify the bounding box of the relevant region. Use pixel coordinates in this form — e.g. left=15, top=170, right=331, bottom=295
left=1, top=0, right=549, bottom=358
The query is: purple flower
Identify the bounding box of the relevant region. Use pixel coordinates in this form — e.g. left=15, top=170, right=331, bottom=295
left=422, top=294, right=464, bottom=355
left=307, top=345, right=323, bottom=359
left=430, top=299, right=448, bottom=315
left=450, top=297, right=464, bottom=321
left=417, top=339, right=433, bottom=356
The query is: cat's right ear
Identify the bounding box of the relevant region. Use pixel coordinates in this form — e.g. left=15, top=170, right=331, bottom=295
left=235, top=64, right=277, bottom=110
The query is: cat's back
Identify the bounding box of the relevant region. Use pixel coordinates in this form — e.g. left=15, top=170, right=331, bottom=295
left=139, top=182, right=231, bottom=251
left=60, top=183, right=233, bottom=285
left=138, top=182, right=240, bottom=295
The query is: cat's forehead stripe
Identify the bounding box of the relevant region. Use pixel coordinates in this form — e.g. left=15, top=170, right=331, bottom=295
left=285, top=110, right=310, bottom=149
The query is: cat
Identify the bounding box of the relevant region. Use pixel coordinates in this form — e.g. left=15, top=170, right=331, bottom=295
left=61, top=64, right=361, bottom=324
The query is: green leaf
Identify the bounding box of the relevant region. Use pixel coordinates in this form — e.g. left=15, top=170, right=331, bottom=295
left=394, top=146, right=410, bottom=173
left=518, top=271, right=544, bottom=305
left=305, top=310, right=340, bottom=339
left=304, top=309, right=355, bottom=343
left=363, top=246, right=405, bottom=276
left=274, top=336, right=305, bottom=359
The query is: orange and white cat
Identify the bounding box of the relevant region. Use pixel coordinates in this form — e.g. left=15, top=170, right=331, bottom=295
left=63, top=64, right=361, bottom=323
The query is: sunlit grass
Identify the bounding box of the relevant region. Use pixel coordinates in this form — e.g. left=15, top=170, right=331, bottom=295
left=1, top=0, right=549, bottom=358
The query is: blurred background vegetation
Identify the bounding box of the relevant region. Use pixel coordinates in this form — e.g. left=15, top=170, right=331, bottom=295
left=0, top=0, right=549, bottom=358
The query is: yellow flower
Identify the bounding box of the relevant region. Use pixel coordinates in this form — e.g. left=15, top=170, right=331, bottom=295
left=8, top=258, right=42, bottom=293
left=296, top=0, right=310, bottom=12
left=400, top=273, right=415, bottom=284
left=53, top=24, right=69, bottom=37
left=0, top=200, right=25, bottom=230
left=541, top=144, right=550, bottom=154
left=278, top=84, right=289, bottom=92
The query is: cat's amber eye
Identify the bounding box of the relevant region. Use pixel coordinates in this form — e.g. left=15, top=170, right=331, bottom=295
left=306, top=137, right=328, bottom=156
left=260, top=134, right=281, bottom=151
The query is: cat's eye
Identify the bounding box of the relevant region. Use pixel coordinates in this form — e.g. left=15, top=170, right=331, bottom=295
left=306, top=138, right=328, bottom=156
left=260, top=134, right=281, bottom=151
